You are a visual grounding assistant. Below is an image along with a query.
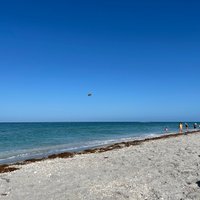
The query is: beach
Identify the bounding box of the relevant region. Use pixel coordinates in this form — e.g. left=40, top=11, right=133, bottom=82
left=1, top=131, right=200, bottom=200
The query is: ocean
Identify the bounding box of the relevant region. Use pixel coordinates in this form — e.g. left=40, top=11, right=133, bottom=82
left=0, top=122, right=198, bottom=164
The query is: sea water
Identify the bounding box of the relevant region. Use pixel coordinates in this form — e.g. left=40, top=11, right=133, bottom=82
left=0, top=122, right=197, bottom=164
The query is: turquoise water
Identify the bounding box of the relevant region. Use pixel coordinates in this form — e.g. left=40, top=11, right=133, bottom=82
left=0, top=122, right=198, bottom=164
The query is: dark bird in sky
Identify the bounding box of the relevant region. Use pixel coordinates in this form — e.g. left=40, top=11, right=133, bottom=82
left=88, top=93, right=92, bottom=96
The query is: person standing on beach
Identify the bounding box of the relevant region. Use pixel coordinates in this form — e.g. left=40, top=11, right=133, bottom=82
left=179, top=122, right=183, bottom=133
left=185, top=123, right=189, bottom=132
left=194, top=123, right=197, bottom=129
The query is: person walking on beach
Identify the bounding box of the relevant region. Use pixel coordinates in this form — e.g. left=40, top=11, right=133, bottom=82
left=179, top=122, right=183, bottom=133
left=185, top=123, right=189, bottom=132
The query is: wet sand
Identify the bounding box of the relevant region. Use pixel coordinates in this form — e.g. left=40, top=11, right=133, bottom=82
left=1, top=131, right=200, bottom=199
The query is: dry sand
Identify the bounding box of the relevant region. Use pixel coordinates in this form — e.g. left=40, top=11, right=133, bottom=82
left=1, top=132, right=200, bottom=200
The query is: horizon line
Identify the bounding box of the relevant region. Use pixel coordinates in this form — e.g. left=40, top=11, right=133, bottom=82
left=0, top=121, right=199, bottom=123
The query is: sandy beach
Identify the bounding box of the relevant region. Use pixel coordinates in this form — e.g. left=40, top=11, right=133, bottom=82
left=1, top=131, right=200, bottom=200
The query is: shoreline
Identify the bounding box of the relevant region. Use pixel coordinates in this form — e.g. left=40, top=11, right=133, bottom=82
left=1, top=130, right=200, bottom=199
left=1, top=130, right=199, bottom=174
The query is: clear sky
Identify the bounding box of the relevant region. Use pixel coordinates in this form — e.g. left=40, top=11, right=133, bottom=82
left=0, top=0, right=200, bottom=122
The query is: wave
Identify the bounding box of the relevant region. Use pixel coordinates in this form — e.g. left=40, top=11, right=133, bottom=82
left=0, top=132, right=169, bottom=164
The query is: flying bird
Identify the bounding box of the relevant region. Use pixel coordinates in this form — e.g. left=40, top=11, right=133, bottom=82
left=88, top=93, right=92, bottom=96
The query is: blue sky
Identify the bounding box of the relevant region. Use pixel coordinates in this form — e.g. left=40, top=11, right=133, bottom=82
left=0, top=0, right=200, bottom=122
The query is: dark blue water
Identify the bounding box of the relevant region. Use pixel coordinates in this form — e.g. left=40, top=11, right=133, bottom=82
left=0, top=122, right=198, bottom=164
